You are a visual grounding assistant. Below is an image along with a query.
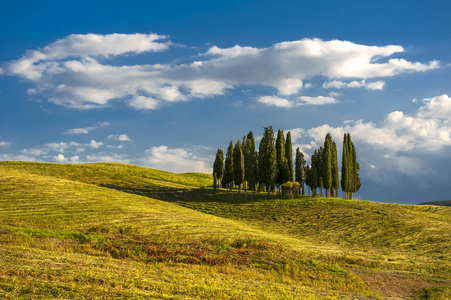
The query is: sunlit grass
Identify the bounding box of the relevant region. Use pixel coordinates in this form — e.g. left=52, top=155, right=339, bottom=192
left=1, top=161, right=450, bottom=299
left=0, top=162, right=378, bottom=299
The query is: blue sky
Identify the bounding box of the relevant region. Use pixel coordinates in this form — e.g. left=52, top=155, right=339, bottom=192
left=1, top=0, right=450, bottom=204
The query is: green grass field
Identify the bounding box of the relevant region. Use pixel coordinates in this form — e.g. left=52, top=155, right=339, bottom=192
left=1, top=161, right=450, bottom=299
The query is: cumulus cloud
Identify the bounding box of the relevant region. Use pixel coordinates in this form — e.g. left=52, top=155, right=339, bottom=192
left=258, top=96, right=294, bottom=108
left=294, top=94, right=451, bottom=173
left=64, top=121, right=109, bottom=134
left=53, top=154, right=80, bottom=163
left=141, top=145, right=212, bottom=173
left=107, top=134, right=131, bottom=142
left=258, top=95, right=338, bottom=108
left=1, top=34, right=439, bottom=110
left=323, top=80, right=385, bottom=90
left=89, top=140, right=104, bottom=149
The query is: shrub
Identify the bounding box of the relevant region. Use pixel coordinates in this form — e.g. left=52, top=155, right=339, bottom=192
left=281, top=181, right=300, bottom=198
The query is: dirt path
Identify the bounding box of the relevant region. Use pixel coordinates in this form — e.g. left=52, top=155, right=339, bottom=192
left=349, top=268, right=451, bottom=299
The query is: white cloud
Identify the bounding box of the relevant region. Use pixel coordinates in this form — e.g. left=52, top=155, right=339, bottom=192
left=2, top=35, right=439, bottom=110
left=53, top=154, right=79, bottom=163
left=141, top=145, right=212, bottom=173
left=64, top=121, right=109, bottom=134
left=128, top=96, right=160, bottom=110
left=107, top=134, right=131, bottom=142
left=323, top=80, right=385, bottom=90
left=5, top=33, right=170, bottom=80
left=0, top=141, right=11, bottom=147
left=89, top=140, right=104, bottom=149
left=258, top=95, right=338, bottom=108
left=299, top=96, right=339, bottom=105
left=258, top=96, right=293, bottom=108
left=54, top=154, right=67, bottom=162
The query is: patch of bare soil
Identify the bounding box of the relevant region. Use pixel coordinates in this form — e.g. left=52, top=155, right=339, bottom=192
left=349, top=268, right=451, bottom=299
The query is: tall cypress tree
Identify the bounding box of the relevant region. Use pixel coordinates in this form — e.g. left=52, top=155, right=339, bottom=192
left=331, top=141, right=339, bottom=198
left=223, top=141, right=234, bottom=191
left=245, top=131, right=258, bottom=192
left=285, top=131, right=294, bottom=182
left=213, top=148, right=224, bottom=189
left=349, top=134, right=361, bottom=199
left=341, top=133, right=348, bottom=199
left=322, top=134, right=333, bottom=197
left=295, top=148, right=306, bottom=195
left=275, top=129, right=287, bottom=188
left=259, top=126, right=277, bottom=195
left=312, top=148, right=323, bottom=197
left=341, top=133, right=360, bottom=199
left=241, top=135, right=248, bottom=191
left=233, top=140, right=245, bottom=193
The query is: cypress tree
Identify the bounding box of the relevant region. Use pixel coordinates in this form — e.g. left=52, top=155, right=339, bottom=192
left=341, top=133, right=360, bottom=200
left=349, top=134, right=361, bottom=199
left=285, top=132, right=294, bottom=182
left=295, top=148, right=306, bottom=195
left=312, top=148, right=323, bottom=197
left=259, top=126, right=277, bottom=195
left=233, top=140, right=245, bottom=193
left=245, top=131, right=258, bottom=192
left=312, top=167, right=318, bottom=197
left=223, top=141, right=234, bottom=191
left=305, top=164, right=312, bottom=196
left=213, top=149, right=224, bottom=189
left=341, top=133, right=348, bottom=199
left=242, top=135, right=248, bottom=191
left=331, top=141, right=339, bottom=198
left=322, top=134, right=332, bottom=197
left=275, top=129, right=288, bottom=188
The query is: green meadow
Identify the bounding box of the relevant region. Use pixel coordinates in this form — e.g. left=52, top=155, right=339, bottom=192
left=0, top=161, right=450, bottom=299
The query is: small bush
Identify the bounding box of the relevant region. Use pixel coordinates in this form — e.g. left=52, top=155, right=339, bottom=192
left=281, top=181, right=300, bottom=198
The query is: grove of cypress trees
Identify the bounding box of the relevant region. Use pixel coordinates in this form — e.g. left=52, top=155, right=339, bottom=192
left=259, top=126, right=277, bottom=195
left=233, top=140, right=245, bottom=193
left=223, top=141, right=234, bottom=191
left=285, top=131, right=294, bottom=182
left=212, top=148, right=224, bottom=189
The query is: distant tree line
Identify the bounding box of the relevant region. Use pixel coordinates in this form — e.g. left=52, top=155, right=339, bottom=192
left=213, top=126, right=360, bottom=199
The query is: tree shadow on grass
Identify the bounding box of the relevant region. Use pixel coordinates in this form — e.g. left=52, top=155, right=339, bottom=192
left=98, top=183, right=279, bottom=205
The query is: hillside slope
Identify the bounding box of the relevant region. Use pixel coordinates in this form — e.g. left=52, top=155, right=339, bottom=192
left=0, top=162, right=373, bottom=299
left=1, top=162, right=450, bottom=299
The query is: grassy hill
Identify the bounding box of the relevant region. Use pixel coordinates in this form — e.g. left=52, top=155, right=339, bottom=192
left=1, top=161, right=450, bottom=299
